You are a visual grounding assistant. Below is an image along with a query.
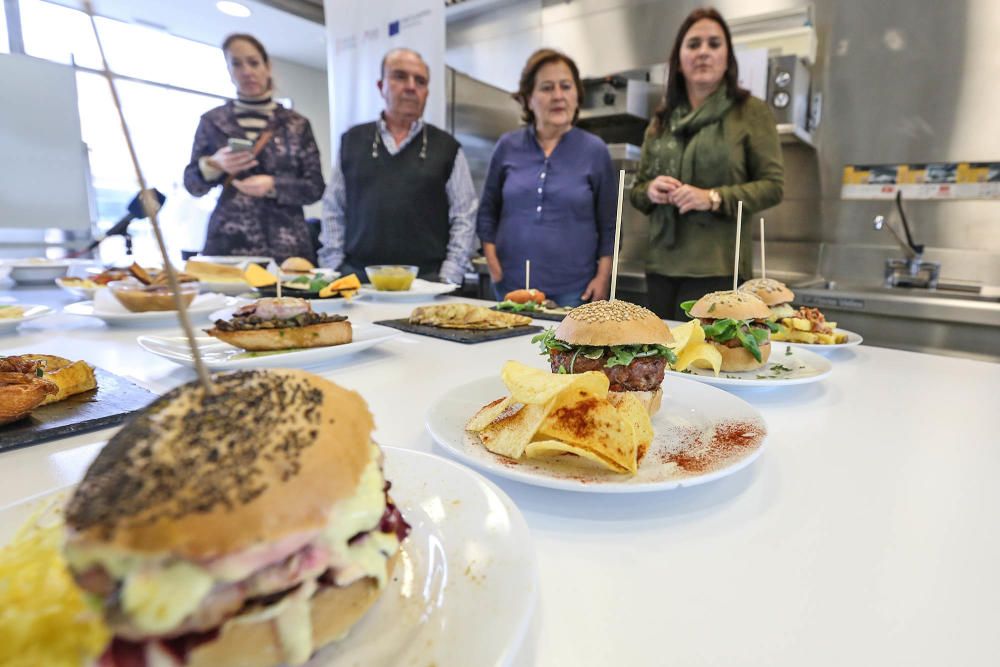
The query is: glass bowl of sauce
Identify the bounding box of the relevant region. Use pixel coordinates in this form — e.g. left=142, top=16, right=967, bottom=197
left=365, top=265, right=417, bottom=291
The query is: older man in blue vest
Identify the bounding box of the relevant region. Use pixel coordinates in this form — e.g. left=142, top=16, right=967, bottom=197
left=318, top=48, right=477, bottom=284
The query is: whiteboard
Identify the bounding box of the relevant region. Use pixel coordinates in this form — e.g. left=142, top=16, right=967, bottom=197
left=0, top=54, right=91, bottom=231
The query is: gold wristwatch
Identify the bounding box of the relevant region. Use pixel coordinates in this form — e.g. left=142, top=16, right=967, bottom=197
left=708, top=189, right=722, bottom=212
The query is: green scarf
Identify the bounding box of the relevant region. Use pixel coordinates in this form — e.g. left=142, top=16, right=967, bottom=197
left=648, top=87, right=733, bottom=249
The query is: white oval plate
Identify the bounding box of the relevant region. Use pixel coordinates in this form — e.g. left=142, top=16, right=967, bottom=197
left=426, top=373, right=768, bottom=493
left=779, top=328, right=863, bottom=352
left=137, top=322, right=399, bottom=370
left=55, top=277, right=101, bottom=300
left=0, top=304, right=53, bottom=333
left=359, top=278, right=457, bottom=301
left=195, top=280, right=258, bottom=297
left=63, top=297, right=235, bottom=328
left=666, top=342, right=833, bottom=387
left=0, top=447, right=536, bottom=667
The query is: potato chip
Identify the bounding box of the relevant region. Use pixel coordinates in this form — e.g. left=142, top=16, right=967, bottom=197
left=607, top=392, right=653, bottom=462
left=525, top=439, right=629, bottom=473
left=666, top=319, right=700, bottom=352
left=466, top=396, right=511, bottom=432
left=477, top=400, right=553, bottom=459
left=501, top=360, right=608, bottom=405
left=537, top=396, right=637, bottom=473
left=668, top=320, right=722, bottom=375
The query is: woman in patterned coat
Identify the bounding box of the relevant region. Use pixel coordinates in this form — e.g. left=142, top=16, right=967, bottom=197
left=184, top=34, right=325, bottom=263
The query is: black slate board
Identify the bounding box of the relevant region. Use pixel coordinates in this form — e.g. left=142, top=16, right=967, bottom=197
left=374, top=318, right=543, bottom=344
left=0, top=368, right=157, bottom=454
left=490, top=306, right=568, bottom=322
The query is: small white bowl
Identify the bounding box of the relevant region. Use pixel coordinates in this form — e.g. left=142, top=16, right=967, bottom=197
left=6, top=260, right=70, bottom=284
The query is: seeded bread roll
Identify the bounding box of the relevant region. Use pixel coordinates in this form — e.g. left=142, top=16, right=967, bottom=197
left=65, top=369, right=375, bottom=558
left=739, top=278, right=794, bottom=306
left=688, top=290, right=771, bottom=320
left=554, top=300, right=673, bottom=346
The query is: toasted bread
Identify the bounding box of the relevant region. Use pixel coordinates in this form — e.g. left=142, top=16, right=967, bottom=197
left=206, top=320, right=353, bottom=351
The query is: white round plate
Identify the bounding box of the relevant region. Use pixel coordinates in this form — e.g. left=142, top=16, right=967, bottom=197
left=779, top=328, right=863, bottom=352
left=666, top=342, right=833, bottom=388
left=137, top=322, right=399, bottom=370
left=426, top=373, right=768, bottom=493
left=55, top=277, right=101, bottom=300
left=63, top=296, right=235, bottom=328
left=359, top=278, right=457, bottom=301
left=0, top=304, right=53, bottom=333
left=0, top=447, right=536, bottom=667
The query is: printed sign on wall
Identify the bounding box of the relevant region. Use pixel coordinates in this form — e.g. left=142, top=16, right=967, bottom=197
left=324, top=0, right=444, bottom=152
left=842, top=162, right=1000, bottom=199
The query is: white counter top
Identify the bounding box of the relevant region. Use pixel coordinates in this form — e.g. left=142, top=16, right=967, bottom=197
left=2, top=284, right=999, bottom=666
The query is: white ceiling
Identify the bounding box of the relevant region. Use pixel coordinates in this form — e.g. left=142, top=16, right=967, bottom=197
left=46, top=0, right=328, bottom=69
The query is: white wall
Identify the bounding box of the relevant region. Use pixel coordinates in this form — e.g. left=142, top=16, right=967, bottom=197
left=271, top=56, right=331, bottom=219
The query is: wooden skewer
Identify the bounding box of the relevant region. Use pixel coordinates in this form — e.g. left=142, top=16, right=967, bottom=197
left=276, top=266, right=282, bottom=299
left=609, top=169, right=626, bottom=301
left=82, top=0, right=212, bottom=392
left=760, top=217, right=766, bottom=280
left=525, top=259, right=530, bottom=292
left=732, top=200, right=743, bottom=292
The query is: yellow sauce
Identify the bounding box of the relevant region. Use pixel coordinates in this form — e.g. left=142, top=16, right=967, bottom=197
left=370, top=267, right=415, bottom=291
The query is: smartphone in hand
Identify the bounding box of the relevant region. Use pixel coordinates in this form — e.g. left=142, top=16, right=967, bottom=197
left=228, top=137, right=254, bottom=153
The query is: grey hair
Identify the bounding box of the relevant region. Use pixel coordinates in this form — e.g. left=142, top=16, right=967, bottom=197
left=380, top=48, right=429, bottom=81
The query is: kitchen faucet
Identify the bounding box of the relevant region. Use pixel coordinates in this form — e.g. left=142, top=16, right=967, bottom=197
left=872, top=191, right=940, bottom=288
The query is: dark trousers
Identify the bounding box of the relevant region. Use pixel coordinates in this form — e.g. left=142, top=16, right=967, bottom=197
left=645, top=273, right=742, bottom=321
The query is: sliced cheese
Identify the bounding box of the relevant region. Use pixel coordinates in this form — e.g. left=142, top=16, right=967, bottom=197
left=318, top=273, right=361, bottom=298
left=184, top=260, right=246, bottom=283
left=244, top=263, right=277, bottom=287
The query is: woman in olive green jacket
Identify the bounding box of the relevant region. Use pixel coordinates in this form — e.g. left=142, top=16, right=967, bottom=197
left=630, top=7, right=784, bottom=319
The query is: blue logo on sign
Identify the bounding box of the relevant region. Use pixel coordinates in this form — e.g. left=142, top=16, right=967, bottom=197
left=388, top=20, right=400, bottom=36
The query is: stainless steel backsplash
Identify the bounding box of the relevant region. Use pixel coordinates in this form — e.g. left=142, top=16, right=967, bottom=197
left=447, top=0, right=1000, bottom=288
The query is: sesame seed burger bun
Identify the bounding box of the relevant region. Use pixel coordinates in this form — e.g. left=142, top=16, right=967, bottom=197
left=689, top=290, right=772, bottom=321
left=554, top=299, right=673, bottom=346
left=712, top=340, right=772, bottom=372
left=184, top=552, right=398, bottom=667
left=739, top=278, right=794, bottom=306
left=65, top=369, right=375, bottom=559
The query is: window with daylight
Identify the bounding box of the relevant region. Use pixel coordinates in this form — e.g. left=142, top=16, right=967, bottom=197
left=17, top=0, right=240, bottom=264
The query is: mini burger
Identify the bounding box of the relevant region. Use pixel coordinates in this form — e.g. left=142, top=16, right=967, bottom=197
left=63, top=369, right=409, bottom=667
left=739, top=278, right=796, bottom=320
left=206, top=297, right=351, bottom=351
left=681, top=291, right=778, bottom=372
left=532, top=299, right=675, bottom=414
left=279, top=257, right=315, bottom=275
left=503, top=288, right=545, bottom=305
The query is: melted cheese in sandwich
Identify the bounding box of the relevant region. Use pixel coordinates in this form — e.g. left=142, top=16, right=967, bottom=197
left=64, top=443, right=399, bottom=637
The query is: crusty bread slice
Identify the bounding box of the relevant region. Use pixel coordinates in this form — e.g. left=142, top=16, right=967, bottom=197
left=206, top=320, right=352, bottom=351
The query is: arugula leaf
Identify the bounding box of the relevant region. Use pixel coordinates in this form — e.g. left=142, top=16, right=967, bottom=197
left=497, top=299, right=539, bottom=313
left=529, top=329, right=677, bottom=365
left=679, top=300, right=697, bottom=317
left=531, top=329, right=571, bottom=355
left=290, top=275, right=310, bottom=284
left=735, top=327, right=762, bottom=362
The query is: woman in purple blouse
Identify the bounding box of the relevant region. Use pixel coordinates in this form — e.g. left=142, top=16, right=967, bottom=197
left=477, top=49, right=617, bottom=306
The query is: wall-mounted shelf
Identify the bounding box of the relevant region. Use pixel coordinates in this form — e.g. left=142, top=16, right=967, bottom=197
left=778, top=123, right=815, bottom=148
